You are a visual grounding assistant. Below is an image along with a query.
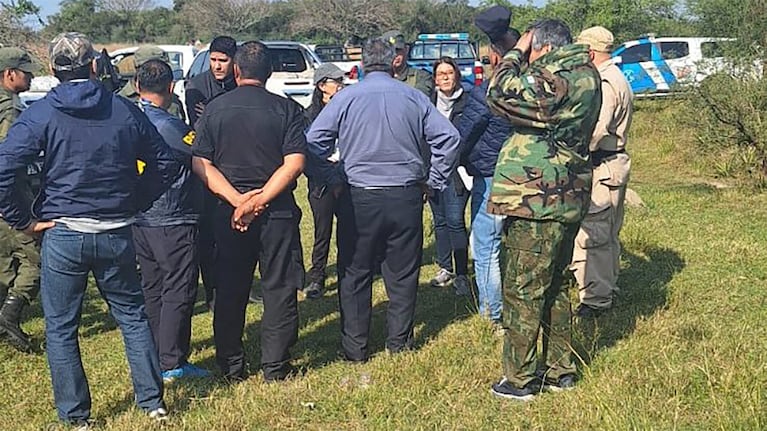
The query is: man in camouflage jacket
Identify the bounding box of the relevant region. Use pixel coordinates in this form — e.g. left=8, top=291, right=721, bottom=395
left=485, top=18, right=602, bottom=400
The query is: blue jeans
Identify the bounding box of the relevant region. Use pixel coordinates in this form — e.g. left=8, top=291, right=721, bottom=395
left=428, top=175, right=469, bottom=274
left=40, top=224, right=164, bottom=423
left=470, top=177, right=504, bottom=321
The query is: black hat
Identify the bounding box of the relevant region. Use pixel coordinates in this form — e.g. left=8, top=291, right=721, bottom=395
left=210, top=36, right=237, bottom=58
left=474, top=6, right=512, bottom=43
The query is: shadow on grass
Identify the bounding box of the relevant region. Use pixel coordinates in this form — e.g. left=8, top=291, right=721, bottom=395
left=574, top=245, right=685, bottom=364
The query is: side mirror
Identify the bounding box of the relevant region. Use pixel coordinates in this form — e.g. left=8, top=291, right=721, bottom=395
left=612, top=55, right=623, bottom=65
left=481, top=55, right=491, bottom=65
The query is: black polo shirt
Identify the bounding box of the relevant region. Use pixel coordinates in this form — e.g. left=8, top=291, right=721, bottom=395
left=192, top=85, right=306, bottom=204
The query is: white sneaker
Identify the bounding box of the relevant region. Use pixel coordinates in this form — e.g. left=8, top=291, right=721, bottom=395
left=148, top=407, right=169, bottom=422
left=430, top=268, right=455, bottom=287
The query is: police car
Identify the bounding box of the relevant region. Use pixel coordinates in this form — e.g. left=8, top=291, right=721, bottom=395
left=612, top=36, right=733, bottom=95
left=408, top=33, right=485, bottom=86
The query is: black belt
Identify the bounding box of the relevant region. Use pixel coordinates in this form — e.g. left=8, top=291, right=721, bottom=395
left=352, top=184, right=421, bottom=191
left=591, top=149, right=625, bottom=166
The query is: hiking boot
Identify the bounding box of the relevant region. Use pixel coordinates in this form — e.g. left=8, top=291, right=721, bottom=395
left=542, top=374, right=577, bottom=392
left=490, top=377, right=541, bottom=401
left=453, top=275, right=471, bottom=296
left=575, top=303, right=608, bottom=319
left=148, top=406, right=169, bottom=422
left=0, top=295, right=34, bottom=353
left=430, top=268, right=455, bottom=288
left=162, top=363, right=211, bottom=383
left=304, top=281, right=323, bottom=300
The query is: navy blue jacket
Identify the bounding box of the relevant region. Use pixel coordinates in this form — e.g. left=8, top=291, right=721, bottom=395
left=135, top=101, right=202, bottom=227
left=457, top=82, right=513, bottom=178
left=0, top=80, right=178, bottom=230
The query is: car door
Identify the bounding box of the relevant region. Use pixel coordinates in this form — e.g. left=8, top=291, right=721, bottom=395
left=614, top=39, right=675, bottom=94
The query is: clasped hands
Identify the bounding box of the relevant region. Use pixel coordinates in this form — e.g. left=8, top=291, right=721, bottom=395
left=231, top=189, right=268, bottom=232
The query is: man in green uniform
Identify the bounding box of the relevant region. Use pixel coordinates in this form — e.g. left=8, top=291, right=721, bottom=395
left=484, top=16, right=602, bottom=400
left=0, top=47, right=38, bottom=352
left=381, top=30, right=433, bottom=97
left=118, top=45, right=186, bottom=122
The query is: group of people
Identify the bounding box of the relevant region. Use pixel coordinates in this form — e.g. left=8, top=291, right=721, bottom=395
left=0, top=4, right=633, bottom=428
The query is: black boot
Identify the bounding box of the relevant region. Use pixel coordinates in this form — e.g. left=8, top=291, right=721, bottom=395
left=0, top=295, right=34, bottom=353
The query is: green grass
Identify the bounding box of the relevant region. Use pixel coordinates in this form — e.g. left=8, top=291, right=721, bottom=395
left=3, top=101, right=767, bottom=430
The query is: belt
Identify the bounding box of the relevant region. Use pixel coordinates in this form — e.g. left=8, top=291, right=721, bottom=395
left=353, top=184, right=421, bottom=191
left=591, top=149, right=625, bottom=166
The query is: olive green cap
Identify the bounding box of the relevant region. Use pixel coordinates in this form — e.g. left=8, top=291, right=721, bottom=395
left=0, top=47, right=35, bottom=73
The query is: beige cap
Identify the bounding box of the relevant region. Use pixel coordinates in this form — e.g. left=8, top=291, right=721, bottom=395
left=577, top=26, right=614, bottom=53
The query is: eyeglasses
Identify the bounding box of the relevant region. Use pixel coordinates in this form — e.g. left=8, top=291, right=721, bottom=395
left=436, top=72, right=454, bottom=79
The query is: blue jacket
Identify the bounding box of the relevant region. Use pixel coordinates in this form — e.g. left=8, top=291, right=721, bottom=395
left=457, top=82, right=513, bottom=178
left=306, top=72, right=459, bottom=191
left=135, top=101, right=202, bottom=227
left=303, top=102, right=345, bottom=188
left=0, top=80, right=178, bottom=230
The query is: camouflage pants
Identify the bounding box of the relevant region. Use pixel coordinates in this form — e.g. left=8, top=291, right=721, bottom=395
left=500, top=218, right=579, bottom=387
left=0, top=222, right=40, bottom=303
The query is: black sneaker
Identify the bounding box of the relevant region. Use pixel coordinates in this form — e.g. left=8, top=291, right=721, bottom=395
left=575, top=303, right=607, bottom=319
left=304, top=282, right=323, bottom=300
left=490, top=377, right=540, bottom=401
left=543, top=374, right=577, bottom=392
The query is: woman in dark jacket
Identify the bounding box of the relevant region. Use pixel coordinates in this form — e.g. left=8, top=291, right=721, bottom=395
left=428, top=57, right=471, bottom=295
left=303, top=63, right=346, bottom=299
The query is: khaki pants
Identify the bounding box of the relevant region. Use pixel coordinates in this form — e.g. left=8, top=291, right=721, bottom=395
left=0, top=222, right=40, bottom=303
left=571, top=154, right=631, bottom=309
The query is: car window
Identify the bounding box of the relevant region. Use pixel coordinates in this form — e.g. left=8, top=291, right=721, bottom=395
left=166, top=52, right=183, bottom=70
left=660, top=42, right=689, bottom=60
left=315, top=46, right=347, bottom=62
left=459, top=43, right=476, bottom=59
left=410, top=42, right=476, bottom=60
left=621, top=44, right=652, bottom=64
left=188, top=51, right=209, bottom=78
left=271, top=48, right=307, bottom=73
left=441, top=43, right=459, bottom=59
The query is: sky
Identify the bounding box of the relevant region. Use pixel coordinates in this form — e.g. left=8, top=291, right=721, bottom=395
left=33, top=0, right=548, bottom=20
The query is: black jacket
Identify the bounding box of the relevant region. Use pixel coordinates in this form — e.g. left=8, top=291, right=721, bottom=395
left=185, top=71, right=236, bottom=128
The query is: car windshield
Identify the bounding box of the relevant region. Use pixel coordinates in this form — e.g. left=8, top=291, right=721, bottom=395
left=410, top=41, right=476, bottom=60
left=187, top=46, right=308, bottom=78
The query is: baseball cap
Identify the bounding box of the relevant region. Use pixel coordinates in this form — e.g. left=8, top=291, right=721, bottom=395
left=0, top=48, right=35, bottom=73
left=577, top=26, right=615, bottom=53
left=134, top=45, right=169, bottom=67
left=313, top=63, right=345, bottom=85
left=381, top=30, right=406, bottom=50
left=49, top=32, right=97, bottom=71
left=474, top=6, right=513, bottom=43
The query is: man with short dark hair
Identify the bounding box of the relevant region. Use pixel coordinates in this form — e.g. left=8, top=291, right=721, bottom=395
left=486, top=18, right=602, bottom=400
left=0, top=32, right=176, bottom=426
left=381, top=30, right=433, bottom=97
left=306, top=38, right=459, bottom=363
left=192, top=41, right=306, bottom=383
left=0, top=47, right=39, bottom=352
left=133, top=59, right=209, bottom=383
left=118, top=45, right=186, bottom=122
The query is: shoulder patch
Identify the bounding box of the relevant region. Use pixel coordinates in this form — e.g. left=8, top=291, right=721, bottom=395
left=182, top=130, right=195, bottom=146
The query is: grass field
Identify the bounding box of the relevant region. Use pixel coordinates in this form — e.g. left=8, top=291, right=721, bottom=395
left=2, top=100, right=767, bottom=430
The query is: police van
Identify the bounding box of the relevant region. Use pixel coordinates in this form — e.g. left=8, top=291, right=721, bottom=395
left=408, top=33, right=485, bottom=86
left=612, top=36, right=734, bottom=95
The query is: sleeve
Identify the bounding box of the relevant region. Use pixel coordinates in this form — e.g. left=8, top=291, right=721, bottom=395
left=305, top=95, right=343, bottom=159
left=416, top=70, right=434, bottom=98
left=0, top=108, right=46, bottom=229
left=134, top=112, right=180, bottom=211
left=185, top=79, right=205, bottom=129
left=589, top=79, right=618, bottom=152
left=282, top=101, right=307, bottom=156
left=457, top=87, right=491, bottom=159
left=157, top=119, right=195, bottom=161
left=422, top=98, right=460, bottom=191
left=486, top=49, right=559, bottom=128
left=0, top=107, right=14, bottom=139
left=191, top=109, right=215, bottom=161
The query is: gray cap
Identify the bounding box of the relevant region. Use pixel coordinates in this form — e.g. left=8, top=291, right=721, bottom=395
left=313, top=63, right=345, bottom=85
left=49, top=32, right=97, bottom=71
left=134, top=45, right=169, bottom=67
left=0, top=48, right=35, bottom=73
left=381, top=30, right=406, bottom=50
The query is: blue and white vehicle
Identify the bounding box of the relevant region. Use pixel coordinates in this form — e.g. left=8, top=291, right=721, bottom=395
left=408, top=33, right=485, bottom=86
left=612, top=36, right=733, bottom=96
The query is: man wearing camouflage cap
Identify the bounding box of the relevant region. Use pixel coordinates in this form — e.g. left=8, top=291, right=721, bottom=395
left=0, top=32, right=177, bottom=426
left=485, top=17, right=602, bottom=400
left=118, top=45, right=186, bottom=122
left=571, top=26, right=634, bottom=318
left=0, top=47, right=39, bottom=353
left=381, top=30, right=433, bottom=97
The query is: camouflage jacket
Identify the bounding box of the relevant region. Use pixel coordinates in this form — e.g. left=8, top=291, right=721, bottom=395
left=0, top=86, right=35, bottom=207
left=486, top=44, right=602, bottom=223
left=118, top=80, right=187, bottom=123
left=396, top=65, right=434, bottom=98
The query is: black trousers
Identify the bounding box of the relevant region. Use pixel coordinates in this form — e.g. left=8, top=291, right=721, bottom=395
left=337, top=185, right=423, bottom=361
left=198, top=192, right=218, bottom=305
left=212, top=201, right=303, bottom=380
left=307, top=182, right=343, bottom=285
left=133, top=224, right=199, bottom=371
